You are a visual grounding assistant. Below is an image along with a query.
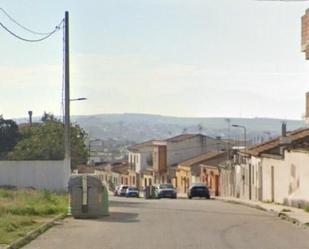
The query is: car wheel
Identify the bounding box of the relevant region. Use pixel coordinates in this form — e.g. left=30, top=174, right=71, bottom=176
left=188, top=195, right=192, bottom=199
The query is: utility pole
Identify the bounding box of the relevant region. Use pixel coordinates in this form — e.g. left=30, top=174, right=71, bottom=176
left=225, top=118, right=231, bottom=160
left=64, top=11, right=71, bottom=166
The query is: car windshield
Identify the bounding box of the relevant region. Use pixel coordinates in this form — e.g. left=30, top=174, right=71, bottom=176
left=159, top=184, right=174, bottom=189
left=129, top=187, right=138, bottom=191
left=193, top=186, right=206, bottom=190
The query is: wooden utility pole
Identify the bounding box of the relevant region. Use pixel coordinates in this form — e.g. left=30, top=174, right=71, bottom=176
left=64, top=11, right=71, bottom=166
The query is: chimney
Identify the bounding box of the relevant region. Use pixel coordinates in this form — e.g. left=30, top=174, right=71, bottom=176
left=28, top=111, right=33, bottom=127
left=279, top=122, right=291, bottom=155
left=281, top=122, right=287, bottom=137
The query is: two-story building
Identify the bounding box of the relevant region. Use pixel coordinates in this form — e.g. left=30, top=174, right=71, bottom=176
left=129, top=134, right=227, bottom=188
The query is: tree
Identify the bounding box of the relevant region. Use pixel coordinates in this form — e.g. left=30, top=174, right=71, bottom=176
left=9, top=113, right=88, bottom=169
left=0, top=116, right=20, bottom=159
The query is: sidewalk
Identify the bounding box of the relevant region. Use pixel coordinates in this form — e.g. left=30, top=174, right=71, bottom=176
left=216, top=196, right=309, bottom=227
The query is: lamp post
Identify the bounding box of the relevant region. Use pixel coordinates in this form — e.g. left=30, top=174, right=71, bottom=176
left=70, top=98, right=87, bottom=101
left=225, top=118, right=231, bottom=160
left=232, top=124, right=247, bottom=151
left=64, top=93, right=87, bottom=168
left=232, top=124, right=249, bottom=199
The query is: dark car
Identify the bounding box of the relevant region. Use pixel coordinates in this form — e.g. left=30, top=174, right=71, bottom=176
left=187, top=183, right=210, bottom=199
left=155, top=184, right=177, bottom=199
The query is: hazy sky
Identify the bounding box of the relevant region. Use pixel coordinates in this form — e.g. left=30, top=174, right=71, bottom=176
left=1, top=0, right=309, bottom=119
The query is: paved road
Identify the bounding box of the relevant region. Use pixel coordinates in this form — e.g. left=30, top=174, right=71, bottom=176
left=24, top=197, right=309, bottom=249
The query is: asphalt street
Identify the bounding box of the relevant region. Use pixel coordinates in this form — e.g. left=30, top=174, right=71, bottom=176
left=23, top=197, right=309, bottom=249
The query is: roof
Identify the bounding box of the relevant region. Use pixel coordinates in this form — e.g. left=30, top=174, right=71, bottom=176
left=128, top=140, right=154, bottom=151
left=77, top=165, right=95, bottom=174
left=179, top=151, right=226, bottom=167
left=166, top=134, right=204, bottom=143
left=128, top=134, right=205, bottom=152
left=111, top=163, right=129, bottom=175
left=246, top=128, right=309, bottom=157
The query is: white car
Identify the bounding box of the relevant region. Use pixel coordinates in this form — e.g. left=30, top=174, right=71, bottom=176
left=154, top=184, right=177, bottom=199
left=117, top=185, right=129, bottom=196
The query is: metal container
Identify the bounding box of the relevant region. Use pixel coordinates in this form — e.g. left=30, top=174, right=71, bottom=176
left=68, top=174, right=109, bottom=218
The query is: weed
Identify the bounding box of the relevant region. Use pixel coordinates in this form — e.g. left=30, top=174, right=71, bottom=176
left=0, top=188, right=68, bottom=245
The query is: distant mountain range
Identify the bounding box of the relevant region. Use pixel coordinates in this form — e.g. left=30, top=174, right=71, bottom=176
left=16, top=113, right=306, bottom=143
left=71, top=113, right=305, bottom=143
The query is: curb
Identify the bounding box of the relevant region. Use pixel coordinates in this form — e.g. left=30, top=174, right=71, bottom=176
left=3, top=214, right=67, bottom=249
left=216, top=198, right=308, bottom=228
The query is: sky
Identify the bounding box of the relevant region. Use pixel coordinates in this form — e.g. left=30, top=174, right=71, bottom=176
left=1, top=0, right=309, bottom=120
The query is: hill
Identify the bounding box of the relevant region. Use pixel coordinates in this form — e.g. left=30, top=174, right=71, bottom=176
left=69, top=113, right=305, bottom=143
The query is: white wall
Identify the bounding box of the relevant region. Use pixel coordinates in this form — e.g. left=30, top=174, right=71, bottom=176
left=0, top=160, right=70, bottom=192
left=129, top=147, right=152, bottom=173
left=262, top=156, right=290, bottom=204
left=262, top=150, right=309, bottom=204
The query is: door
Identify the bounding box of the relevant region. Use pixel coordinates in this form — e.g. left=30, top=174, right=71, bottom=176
left=215, top=175, right=219, bottom=196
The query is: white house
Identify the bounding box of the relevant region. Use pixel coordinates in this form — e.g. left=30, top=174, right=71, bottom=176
left=232, top=127, right=309, bottom=208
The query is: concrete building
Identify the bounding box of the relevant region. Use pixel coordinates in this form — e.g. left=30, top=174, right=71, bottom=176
left=129, top=134, right=227, bottom=187
left=128, top=140, right=154, bottom=173
left=229, top=127, right=309, bottom=208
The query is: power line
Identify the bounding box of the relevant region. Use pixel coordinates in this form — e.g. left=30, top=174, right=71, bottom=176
left=0, top=20, right=63, bottom=42
left=0, top=8, right=58, bottom=35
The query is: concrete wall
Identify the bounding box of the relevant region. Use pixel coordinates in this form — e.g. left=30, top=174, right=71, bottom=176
left=166, top=136, right=225, bottom=167
left=0, top=160, right=70, bottom=191
left=262, top=150, right=309, bottom=205
left=128, top=148, right=152, bottom=173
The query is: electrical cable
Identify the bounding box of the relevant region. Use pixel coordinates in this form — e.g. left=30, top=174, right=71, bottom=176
left=0, top=20, right=63, bottom=42
left=0, top=8, right=57, bottom=35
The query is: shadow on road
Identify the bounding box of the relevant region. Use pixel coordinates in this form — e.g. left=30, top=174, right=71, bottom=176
left=97, top=211, right=139, bottom=223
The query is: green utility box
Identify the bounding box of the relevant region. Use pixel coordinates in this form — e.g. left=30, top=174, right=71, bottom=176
left=68, top=174, right=109, bottom=218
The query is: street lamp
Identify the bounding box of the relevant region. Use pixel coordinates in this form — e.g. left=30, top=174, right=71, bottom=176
left=232, top=124, right=247, bottom=151
left=70, top=98, right=87, bottom=101
left=64, top=96, right=87, bottom=168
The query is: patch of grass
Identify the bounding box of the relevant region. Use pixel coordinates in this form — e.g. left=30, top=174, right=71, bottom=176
left=305, top=207, right=309, bottom=213
left=0, top=188, right=68, bottom=245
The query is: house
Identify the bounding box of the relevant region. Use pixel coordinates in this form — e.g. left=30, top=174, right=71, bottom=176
left=129, top=134, right=227, bottom=187
left=128, top=140, right=154, bottom=173
left=231, top=126, right=309, bottom=207
left=175, top=151, right=227, bottom=195
left=200, top=152, right=227, bottom=196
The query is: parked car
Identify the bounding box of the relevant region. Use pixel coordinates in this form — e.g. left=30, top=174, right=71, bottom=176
left=187, top=183, right=210, bottom=199
left=117, top=185, right=129, bottom=196
left=154, top=184, right=177, bottom=199
left=126, top=186, right=139, bottom=198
